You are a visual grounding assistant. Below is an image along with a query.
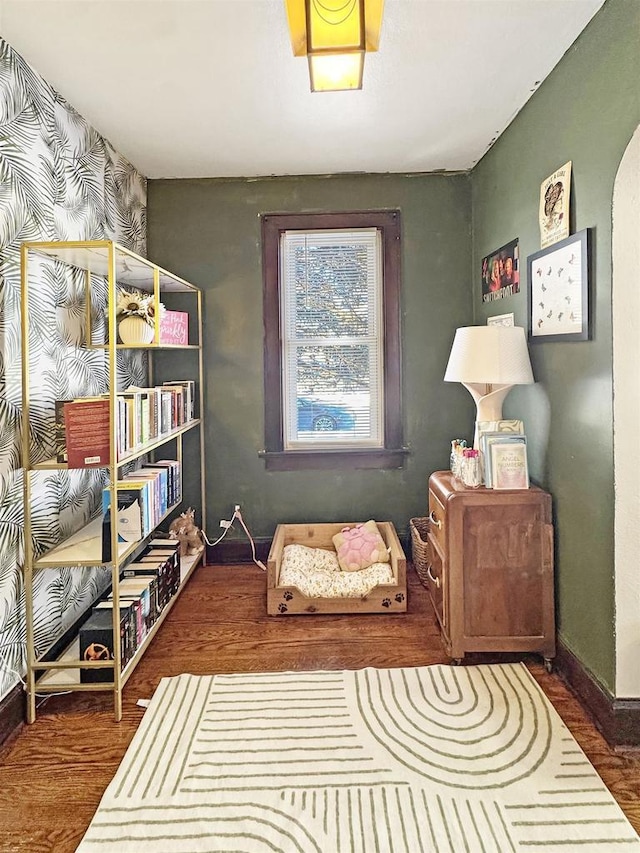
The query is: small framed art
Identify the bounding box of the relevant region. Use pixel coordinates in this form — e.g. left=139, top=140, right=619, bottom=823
left=487, top=312, right=514, bottom=327
left=528, top=228, right=590, bottom=343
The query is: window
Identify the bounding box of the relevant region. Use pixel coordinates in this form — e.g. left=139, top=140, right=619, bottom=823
left=261, top=211, right=404, bottom=471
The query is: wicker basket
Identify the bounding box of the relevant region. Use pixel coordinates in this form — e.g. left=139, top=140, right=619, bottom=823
left=409, top=517, right=432, bottom=587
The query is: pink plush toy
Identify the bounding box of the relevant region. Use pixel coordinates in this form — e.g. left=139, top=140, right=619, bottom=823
left=332, top=520, right=390, bottom=573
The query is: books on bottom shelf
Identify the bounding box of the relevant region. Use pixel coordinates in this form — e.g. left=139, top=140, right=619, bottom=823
left=79, top=540, right=181, bottom=683
left=479, top=430, right=528, bottom=489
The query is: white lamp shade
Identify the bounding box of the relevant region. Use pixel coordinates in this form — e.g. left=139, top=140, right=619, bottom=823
left=444, top=326, right=534, bottom=385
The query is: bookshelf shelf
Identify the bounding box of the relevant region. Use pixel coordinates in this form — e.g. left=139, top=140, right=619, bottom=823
left=21, top=240, right=206, bottom=723
left=31, top=418, right=202, bottom=471
left=34, top=499, right=182, bottom=568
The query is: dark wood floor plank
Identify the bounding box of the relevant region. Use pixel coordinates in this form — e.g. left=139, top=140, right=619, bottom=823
left=0, top=563, right=638, bottom=853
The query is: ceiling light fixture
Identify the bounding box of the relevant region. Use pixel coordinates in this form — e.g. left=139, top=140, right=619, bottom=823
left=285, top=0, right=384, bottom=93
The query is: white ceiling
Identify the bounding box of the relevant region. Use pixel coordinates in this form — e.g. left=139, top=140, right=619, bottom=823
left=0, top=0, right=605, bottom=180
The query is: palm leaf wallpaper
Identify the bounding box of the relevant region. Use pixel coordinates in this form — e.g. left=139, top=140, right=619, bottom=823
left=0, top=38, right=147, bottom=701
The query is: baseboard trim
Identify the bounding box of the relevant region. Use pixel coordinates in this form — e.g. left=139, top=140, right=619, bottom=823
left=0, top=684, right=24, bottom=750
left=206, top=537, right=272, bottom=565
left=556, top=638, right=640, bottom=747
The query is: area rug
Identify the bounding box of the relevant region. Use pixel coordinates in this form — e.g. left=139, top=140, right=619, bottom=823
left=76, top=663, right=640, bottom=852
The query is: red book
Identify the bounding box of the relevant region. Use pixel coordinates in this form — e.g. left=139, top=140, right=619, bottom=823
left=159, top=310, right=188, bottom=345
left=64, top=398, right=111, bottom=467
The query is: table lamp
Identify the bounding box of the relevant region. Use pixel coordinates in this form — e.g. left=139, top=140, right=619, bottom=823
left=444, top=325, right=534, bottom=447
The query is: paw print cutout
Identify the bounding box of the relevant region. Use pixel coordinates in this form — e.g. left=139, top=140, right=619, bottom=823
left=382, top=598, right=391, bottom=608
left=278, top=602, right=288, bottom=613
left=395, top=593, right=405, bottom=603
left=283, top=591, right=293, bottom=601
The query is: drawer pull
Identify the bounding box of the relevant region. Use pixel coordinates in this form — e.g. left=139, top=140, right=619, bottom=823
left=427, top=565, right=441, bottom=588
left=429, top=510, right=442, bottom=529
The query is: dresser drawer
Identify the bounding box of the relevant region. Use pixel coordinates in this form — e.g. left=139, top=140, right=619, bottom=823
left=426, top=533, right=446, bottom=635
left=428, top=489, right=446, bottom=552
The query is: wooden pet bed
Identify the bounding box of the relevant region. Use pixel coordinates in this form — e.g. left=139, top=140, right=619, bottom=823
left=267, top=522, right=407, bottom=616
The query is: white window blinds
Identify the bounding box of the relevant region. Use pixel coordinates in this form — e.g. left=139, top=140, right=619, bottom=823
left=280, top=228, right=384, bottom=449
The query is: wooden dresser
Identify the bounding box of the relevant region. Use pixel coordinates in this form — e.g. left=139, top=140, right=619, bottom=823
left=426, top=470, right=556, bottom=669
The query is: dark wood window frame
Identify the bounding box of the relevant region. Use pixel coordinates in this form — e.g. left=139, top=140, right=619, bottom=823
left=260, top=210, right=406, bottom=472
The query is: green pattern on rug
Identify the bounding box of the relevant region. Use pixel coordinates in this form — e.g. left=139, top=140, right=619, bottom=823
left=77, top=663, right=640, bottom=852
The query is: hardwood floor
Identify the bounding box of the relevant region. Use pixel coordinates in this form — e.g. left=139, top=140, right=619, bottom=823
left=0, top=563, right=639, bottom=851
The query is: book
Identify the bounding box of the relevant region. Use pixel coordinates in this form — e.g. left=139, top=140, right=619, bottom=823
left=140, top=466, right=169, bottom=514
left=161, top=385, right=184, bottom=427
left=491, top=442, right=530, bottom=490
left=146, top=460, right=181, bottom=506
left=79, top=606, right=129, bottom=683
left=159, top=390, right=173, bottom=434
left=159, top=310, right=189, bottom=345
left=63, top=397, right=111, bottom=467
left=480, top=432, right=526, bottom=488
left=163, top=381, right=196, bottom=421
left=125, top=561, right=170, bottom=612
left=91, top=601, right=137, bottom=667
left=109, top=577, right=153, bottom=642
left=124, top=471, right=162, bottom=529
left=477, top=419, right=524, bottom=436
left=118, top=389, right=144, bottom=448
left=101, top=484, right=147, bottom=561
left=121, top=566, right=161, bottom=625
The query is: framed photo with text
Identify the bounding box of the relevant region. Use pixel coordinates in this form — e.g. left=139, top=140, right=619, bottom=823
left=528, top=228, right=590, bottom=343
left=481, top=238, right=519, bottom=304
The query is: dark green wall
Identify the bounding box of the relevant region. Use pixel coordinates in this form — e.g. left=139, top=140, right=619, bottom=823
left=148, top=173, right=472, bottom=541
left=147, top=0, right=638, bottom=696
left=472, top=0, right=640, bottom=691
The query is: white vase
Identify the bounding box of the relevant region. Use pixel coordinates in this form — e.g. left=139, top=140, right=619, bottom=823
left=118, top=315, right=155, bottom=345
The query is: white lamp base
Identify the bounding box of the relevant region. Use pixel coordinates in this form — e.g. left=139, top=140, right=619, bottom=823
left=461, top=382, right=514, bottom=448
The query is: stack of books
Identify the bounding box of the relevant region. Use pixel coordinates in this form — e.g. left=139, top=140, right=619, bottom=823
left=477, top=419, right=529, bottom=490
left=78, top=540, right=181, bottom=683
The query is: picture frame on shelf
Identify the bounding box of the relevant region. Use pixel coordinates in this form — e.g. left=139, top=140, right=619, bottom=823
left=487, top=312, right=515, bottom=327
left=528, top=228, right=590, bottom=343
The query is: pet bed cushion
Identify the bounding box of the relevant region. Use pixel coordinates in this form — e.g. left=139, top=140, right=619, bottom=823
left=279, top=543, right=394, bottom=598
left=331, top=520, right=391, bottom=572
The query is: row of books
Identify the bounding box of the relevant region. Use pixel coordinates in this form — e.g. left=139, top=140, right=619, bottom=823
left=55, top=380, right=196, bottom=467
left=79, top=540, right=181, bottom=683
left=101, top=460, right=182, bottom=561
left=117, top=382, right=196, bottom=456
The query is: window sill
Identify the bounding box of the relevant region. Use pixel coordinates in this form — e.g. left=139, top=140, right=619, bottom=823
left=259, top=448, right=409, bottom=472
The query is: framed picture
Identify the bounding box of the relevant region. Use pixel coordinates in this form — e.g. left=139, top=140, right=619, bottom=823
left=487, top=312, right=514, bottom=327
left=528, top=228, right=590, bottom=343
left=481, top=238, right=519, bottom=304
left=539, top=161, right=572, bottom=248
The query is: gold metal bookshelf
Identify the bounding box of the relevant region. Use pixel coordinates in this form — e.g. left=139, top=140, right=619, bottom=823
left=20, top=240, right=206, bottom=723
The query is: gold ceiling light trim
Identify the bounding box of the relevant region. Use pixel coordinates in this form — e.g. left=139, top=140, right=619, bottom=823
left=285, top=0, right=384, bottom=93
